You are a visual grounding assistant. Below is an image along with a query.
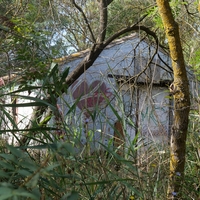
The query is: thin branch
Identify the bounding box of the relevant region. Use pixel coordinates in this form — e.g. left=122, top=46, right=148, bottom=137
left=157, top=53, right=173, bottom=73
left=71, top=0, right=96, bottom=43
left=182, top=0, right=198, bottom=15
left=103, top=14, right=149, bottom=46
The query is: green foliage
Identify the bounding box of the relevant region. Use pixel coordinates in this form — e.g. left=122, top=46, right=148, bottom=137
left=189, top=48, right=200, bottom=80
left=183, top=112, right=200, bottom=199
left=0, top=68, right=199, bottom=199
left=0, top=0, right=199, bottom=199
left=147, top=6, right=164, bottom=30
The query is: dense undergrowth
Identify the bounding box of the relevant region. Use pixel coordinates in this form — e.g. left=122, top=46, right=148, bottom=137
left=0, top=64, right=199, bottom=200
left=0, top=131, right=199, bottom=199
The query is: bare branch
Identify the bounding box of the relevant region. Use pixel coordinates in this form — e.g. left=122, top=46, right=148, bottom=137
left=182, top=0, right=198, bottom=15
left=71, top=0, right=96, bottom=43
left=103, top=14, right=149, bottom=45
left=65, top=24, right=158, bottom=87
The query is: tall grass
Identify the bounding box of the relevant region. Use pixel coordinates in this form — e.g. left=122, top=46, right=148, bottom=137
left=0, top=64, right=199, bottom=199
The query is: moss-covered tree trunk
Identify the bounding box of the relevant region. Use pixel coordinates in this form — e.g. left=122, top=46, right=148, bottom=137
left=156, top=0, right=190, bottom=199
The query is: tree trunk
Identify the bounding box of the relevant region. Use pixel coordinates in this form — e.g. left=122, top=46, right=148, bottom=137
left=156, top=0, right=190, bottom=199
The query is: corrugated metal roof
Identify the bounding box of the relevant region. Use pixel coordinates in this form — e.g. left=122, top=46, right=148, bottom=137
left=54, top=33, right=139, bottom=64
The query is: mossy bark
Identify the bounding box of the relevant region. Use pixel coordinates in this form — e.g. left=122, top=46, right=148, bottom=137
left=156, top=0, right=190, bottom=199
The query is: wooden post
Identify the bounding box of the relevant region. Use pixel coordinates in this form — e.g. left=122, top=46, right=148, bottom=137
left=113, top=120, right=125, bottom=156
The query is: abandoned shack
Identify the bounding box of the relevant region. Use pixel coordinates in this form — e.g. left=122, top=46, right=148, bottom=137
left=1, top=33, right=198, bottom=153
left=56, top=33, right=176, bottom=152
